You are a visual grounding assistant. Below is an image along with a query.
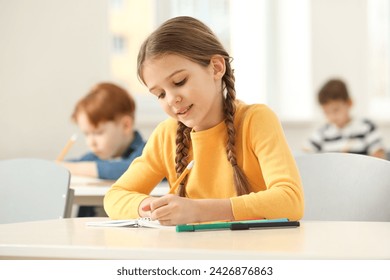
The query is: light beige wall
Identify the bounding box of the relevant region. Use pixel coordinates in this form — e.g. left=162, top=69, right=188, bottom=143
left=311, top=0, right=369, bottom=119
left=0, top=0, right=110, bottom=160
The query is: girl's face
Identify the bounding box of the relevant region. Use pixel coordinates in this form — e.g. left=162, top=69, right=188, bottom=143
left=76, top=112, right=132, bottom=160
left=142, top=54, right=225, bottom=131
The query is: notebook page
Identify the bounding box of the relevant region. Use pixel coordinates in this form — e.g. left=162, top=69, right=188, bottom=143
left=86, top=219, right=138, bottom=227
left=137, top=218, right=175, bottom=230
left=86, top=218, right=175, bottom=230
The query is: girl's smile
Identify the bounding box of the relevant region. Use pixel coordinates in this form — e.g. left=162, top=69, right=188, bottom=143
left=175, top=104, right=193, bottom=116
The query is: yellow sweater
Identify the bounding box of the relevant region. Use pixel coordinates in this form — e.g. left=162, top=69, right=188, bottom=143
left=104, top=102, right=304, bottom=221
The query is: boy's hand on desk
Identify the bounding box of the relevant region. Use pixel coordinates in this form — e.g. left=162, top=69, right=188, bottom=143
left=145, top=194, right=198, bottom=226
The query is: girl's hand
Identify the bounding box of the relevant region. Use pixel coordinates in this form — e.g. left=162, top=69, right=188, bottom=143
left=145, top=194, right=199, bottom=226
left=138, top=196, right=159, bottom=218
left=140, top=195, right=234, bottom=226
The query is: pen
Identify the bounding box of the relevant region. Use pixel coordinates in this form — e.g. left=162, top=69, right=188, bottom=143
left=56, top=134, right=77, bottom=161
left=169, top=160, right=195, bottom=194
left=230, top=220, right=300, bottom=230
left=176, top=218, right=290, bottom=232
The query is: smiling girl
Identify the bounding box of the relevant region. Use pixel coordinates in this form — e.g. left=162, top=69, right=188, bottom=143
left=104, top=16, right=304, bottom=225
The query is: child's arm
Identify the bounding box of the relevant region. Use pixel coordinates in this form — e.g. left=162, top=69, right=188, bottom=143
left=303, top=128, right=323, bottom=153
left=59, top=143, right=143, bottom=180
left=140, top=195, right=234, bottom=225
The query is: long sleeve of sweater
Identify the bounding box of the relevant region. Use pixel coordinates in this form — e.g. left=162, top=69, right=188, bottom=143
left=104, top=102, right=304, bottom=221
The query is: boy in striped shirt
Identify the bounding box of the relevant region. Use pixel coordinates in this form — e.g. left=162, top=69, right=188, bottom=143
left=304, top=79, right=386, bottom=159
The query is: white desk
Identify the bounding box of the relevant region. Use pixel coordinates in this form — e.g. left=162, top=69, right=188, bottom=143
left=1, top=218, right=389, bottom=260
left=70, top=176, right=170, bottom=206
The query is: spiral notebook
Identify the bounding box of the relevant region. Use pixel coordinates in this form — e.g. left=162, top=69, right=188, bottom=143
left=86, top=218, right=174, bottom=229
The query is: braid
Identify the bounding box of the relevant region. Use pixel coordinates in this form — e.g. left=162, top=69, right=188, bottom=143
left=175, top=121, right=191, bottom=196
left=223, top=59, right=251, bottom=196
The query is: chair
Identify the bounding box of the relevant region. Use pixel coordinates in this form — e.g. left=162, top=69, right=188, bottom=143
left=295, top=152, right=390, bottom=222
left=0, top=158, right=73, bottom=224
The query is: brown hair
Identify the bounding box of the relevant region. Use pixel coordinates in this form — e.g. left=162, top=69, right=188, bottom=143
left=137, top=16, right=251, bottom=196
left=72, top=82, right=136, bottom=127
left=318, top=79, right=351, bottom=105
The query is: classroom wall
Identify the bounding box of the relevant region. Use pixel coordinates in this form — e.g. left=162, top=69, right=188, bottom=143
left=0, top=0, right=389, bottom=160
left=311, top=0, right=369, bottom=119
left=0, top=0, right=110, bottom=160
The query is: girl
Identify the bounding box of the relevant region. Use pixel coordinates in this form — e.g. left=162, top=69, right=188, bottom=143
left=104, top=16, right=304, bottom=225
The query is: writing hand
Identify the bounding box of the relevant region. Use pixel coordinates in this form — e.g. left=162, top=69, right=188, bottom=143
left=138, top=197, right=158, bottom=218
left=146, top=194, right=199, bottom=226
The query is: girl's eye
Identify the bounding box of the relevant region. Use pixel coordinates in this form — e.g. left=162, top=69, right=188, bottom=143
left=158, top=92, right=166, bottom=99
left=174, top=78, right=187, bottom=86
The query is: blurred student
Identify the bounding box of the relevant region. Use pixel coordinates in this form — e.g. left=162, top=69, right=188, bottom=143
left=304, top=78, right=386, bottom=159
left=60, top=82, right=145, bottom=216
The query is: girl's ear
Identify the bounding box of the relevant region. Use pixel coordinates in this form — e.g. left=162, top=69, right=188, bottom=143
left=210, top=55, right=226, bottom=80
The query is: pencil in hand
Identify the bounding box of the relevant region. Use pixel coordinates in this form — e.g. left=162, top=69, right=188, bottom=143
left=56, top=134, right=77, bottom=161
left=169, top=160, right=195, bottom=194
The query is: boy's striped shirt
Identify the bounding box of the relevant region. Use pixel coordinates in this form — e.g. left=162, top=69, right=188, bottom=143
left=305, top=118, right=384, bottom=156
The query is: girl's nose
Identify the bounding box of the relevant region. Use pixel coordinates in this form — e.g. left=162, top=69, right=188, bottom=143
left=167, top=93, right=182, bottom=107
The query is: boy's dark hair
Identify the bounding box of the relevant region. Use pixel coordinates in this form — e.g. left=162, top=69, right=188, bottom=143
left=318, top=79, right=351, bottom=105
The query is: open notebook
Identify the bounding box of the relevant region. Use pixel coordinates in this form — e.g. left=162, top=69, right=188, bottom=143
left=86, top=218, right=174, bottom=230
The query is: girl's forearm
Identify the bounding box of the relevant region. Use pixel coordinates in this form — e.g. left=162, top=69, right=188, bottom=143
left=194, top=198, right=234, bottom=223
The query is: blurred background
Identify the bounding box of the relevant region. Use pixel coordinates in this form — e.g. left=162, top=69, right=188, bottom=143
left=0, top=0, right=389, bottom=159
